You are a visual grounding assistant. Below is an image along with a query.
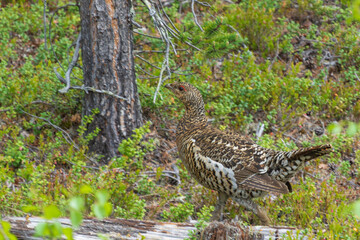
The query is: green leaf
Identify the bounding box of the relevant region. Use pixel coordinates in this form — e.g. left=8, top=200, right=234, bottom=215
left=69, top=197, right=84, bottom=212
left=346, top=122, right=358, bottom=137
left=104, top=202, right=113, bottom=217
left=95, top=191, right=109, bottom=205
left=43, top=205, right=61, bottom=220
left=63, top=227, right=74, bottom=240
left=0, top=221, right=17, bottom=240
left=93, top=203, right=106, bottom=219
left=353, top=200, right=360, bottom=219
left=70, top=210, right=83, bottom=228
left=51, top=222, right=64, bottom=238
left=1, top=221, right=11, bottom=232
left=34, top=222, right=47, bottom=236
left=22, top=205, right=38, bottom=213
left=328, top=123, right=342, bottom=135
left=353, top=0, right=360, bottom=20
left=80, top=185, right=93, bottom=194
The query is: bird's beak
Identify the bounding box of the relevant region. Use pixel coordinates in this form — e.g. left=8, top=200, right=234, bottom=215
left=164, top=83, right=172, bottom=90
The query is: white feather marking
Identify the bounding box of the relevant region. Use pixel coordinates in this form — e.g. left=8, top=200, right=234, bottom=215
left=282, top=159, right=288, bottom=166
left=226, top=143, right=231, bottom=147
left=259, top=158, right=267, bottom=165
left=295, top=160, right=301, bottom=165
left=300, top=156, right=306, bottom=161
left=194, top=151, right=238, bottom=191
left=217, top=139, right=223, bottom=145
left=191, top=138, right=196, bottom=143
left=259, top=166, right=269, bottom=174
left=233, top=146, right=239, bottom=150
left=238, top=172, right=258, bottom=185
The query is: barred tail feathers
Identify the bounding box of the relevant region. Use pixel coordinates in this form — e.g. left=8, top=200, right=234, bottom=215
left=268, top=144, right=332, bottom=182
left=288, top=144, right=332, bottom=162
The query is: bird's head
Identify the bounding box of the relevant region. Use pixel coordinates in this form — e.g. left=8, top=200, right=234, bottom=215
left=165, top=82, right=205, bottom=116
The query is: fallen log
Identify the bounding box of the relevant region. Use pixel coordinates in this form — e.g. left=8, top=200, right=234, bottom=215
left=4, top=217, right=305, bottom=239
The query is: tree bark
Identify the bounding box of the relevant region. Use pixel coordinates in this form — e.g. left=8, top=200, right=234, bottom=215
left=80, top=0, right=143, bottom=161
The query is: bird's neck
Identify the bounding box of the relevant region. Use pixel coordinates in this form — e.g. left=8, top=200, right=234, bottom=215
left=176, top=104, right=207, bottom=145
left=183, top=103, right=207, bottom=123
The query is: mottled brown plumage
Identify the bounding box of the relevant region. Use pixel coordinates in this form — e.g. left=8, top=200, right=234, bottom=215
left=165, top=82, right=332, bottom=225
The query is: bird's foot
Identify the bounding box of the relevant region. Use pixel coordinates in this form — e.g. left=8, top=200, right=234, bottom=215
left=256, top=207, right=271, bottom=226
left=210, top=207, right=222, bottom=221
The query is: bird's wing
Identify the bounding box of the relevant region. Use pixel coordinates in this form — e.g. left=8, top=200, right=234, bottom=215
left=191, top=131, right=288, bottom=194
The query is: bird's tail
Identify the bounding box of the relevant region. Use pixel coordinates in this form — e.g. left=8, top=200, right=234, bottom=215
left=288, top=144, right=333, bottom=162
left=267, top=144, right=332, bottom=183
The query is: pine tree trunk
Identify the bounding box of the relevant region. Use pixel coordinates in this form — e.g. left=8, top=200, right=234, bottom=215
left=80, top=0, right=143, bottom=162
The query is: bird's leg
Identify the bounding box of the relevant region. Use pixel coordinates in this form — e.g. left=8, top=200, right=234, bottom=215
left=234, top=198, right=271, bottom=226
left=210, top=192, right=229, bottom=221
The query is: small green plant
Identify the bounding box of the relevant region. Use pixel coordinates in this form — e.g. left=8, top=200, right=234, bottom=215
left=34, top=188, right=113, bottom=240
left=34, top=205, right=72, bottom=239
left=114, top=198, right=146, bottom=220
left=162, top=202, right=195, bottom=222
left=114, top=121, right=156, bottom=169
left=78, top=108, right=101, bottom=146
left=187, top=205, right=215, bottom=240
left=136, top=175, right=156, bottom=195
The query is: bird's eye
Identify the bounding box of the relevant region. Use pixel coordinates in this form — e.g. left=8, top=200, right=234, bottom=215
left=179, top=85, right=186, bottom=91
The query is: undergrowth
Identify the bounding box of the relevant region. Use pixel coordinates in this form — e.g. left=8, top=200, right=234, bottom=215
left=1, top=0, right=360, bottom=239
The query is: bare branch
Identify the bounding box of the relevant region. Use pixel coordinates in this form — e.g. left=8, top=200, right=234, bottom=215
left=134, top=49, right=187, bottom=54
left=136, top=54, right=162, bottom=70
left=268, top=40, right=279, bottom=71
left=54, top=66, right=130, bottom=102
left=133, top=29, right=162, bottom=39
left=256, top=122, right=265, bottom=140
left=191, top=0, right=204, bottom=31
left=20, top=109, right=100, bottom=167
left=58, top=33, right=81, bottom=93
left=144, top=170, right=180, bottom=185
left=355, top=71, right=360, bottom=82
left=49, top=3, right=79, bottom=73
left=135, top=54, right=194, bottom=77
left=136, top=65, right=158, bottom=77
left=194, top=0, right=212, bottom=7
left=157, top=0, right=181, bottom=35
left=132, top=19, right=143, bottom=29
left=139, top=0, right=203, bottom=102
left=21, top=109, right=76, bottom=146
left=71, top=86, right=130, bottom=102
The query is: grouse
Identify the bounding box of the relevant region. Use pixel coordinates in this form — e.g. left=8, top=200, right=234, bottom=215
left=165, top=82, right=332, bottom=225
